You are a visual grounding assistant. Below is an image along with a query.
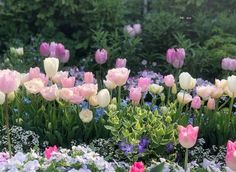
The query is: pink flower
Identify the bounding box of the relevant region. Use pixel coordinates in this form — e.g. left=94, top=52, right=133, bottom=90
left=61, top=77, right=75, bottom=88
left=29, top=67, right=49, bottom=86
left=0, top=152, right=10, bottom=162
left=106, top=68, right=130, bottom=86
left=44, top=145, right=58, bottom=159
left=79, top=83, right=98, bottom=99
left=84, top=72, right=94, bottom=83
left=164, top=74, right=175, bottom=87
left=133, top=24, right=142, bottom=35
left=24, top=78, right=45, bottom=94
left=69, top=87, right=84, bottom=104
left=0, top=70, right=20, bottom=94
left=191, top=96, right=201, bottom=109
left=178, top=124, right=199, bottom=148
left=226, top=140, right=236, bottom=171
left=207, top=98, right=215, bottom=110
left=55, top=43, right=65, bottom=59
left=221, top=58, right=236, bottom=71
left=49, top=42, right=57, bottom=57
left=137, top=77, right=151, bottom=92
left=196, top=86, right=213, bottom=100
left=39, top=42, right=50, bottom=57
left=60, top=49, right=70, bottom=63
left=95, top=49, right=108, bottom=64
left=116, top=58, right=127, bottom=68
left=40, top=84, right=58, bottom=101
left=166, top=48, right=185, bottom=69
left=58, top=88, right=73, bottom=101
left=129, top=162, right=145, bottom=172
left=52, top=71, right=69, bottom=84
left=129, top=87, right=142, bottom=105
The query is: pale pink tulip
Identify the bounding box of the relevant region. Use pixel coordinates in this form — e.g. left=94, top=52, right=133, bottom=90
left=60, top=49, right=70, bottom=63
left=129, top=87, right=142, bottom=105
left=207, top=98, right=216, bottom=110
left=69, top=87, right=84, bottom=104
left=24, top=78, right=45, bottom=94
left=44, top=145, right=58, bottom=159
left=138, top=77, right=151, bottom=92
left=52, top=71, right=69, bottom=84
left=103, top=79, right=117, bottom=90
left=95, top=49, right=108, bottom=64
left=49, top=42, right=57, bottom=57
left=178, top=124, right=199, bottom=148
left=106, top=68, right=130, bottom=86
left=164, top=74, right=175, bottom=87
left=79, top=84, right=98, bottom=99
left=196, top=86, right=213, bottom=100
left=211, top=86, right=223, bottom=99
left=226, top=140, right=236, bottom=171
left=191, top=96, right=201, bottom=109
left=58, top=88, right=74, bottom=101
left=124, top=25, right=136, bottom=37
left=133, top=24, right=142, bottom=35
left=61, top=77, right=75, bottom=88
left=115, top=58, right=127, bottom=68
left=29, top=67, right=48, bottom=86
left=40, top=84, right=58, bottom=101
left=0, top=70, right=20, bottom=94
left=84, top=72, right=94, bottom=83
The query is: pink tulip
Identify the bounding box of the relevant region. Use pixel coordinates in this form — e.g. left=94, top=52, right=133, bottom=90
left=55, top=43, right=65, bottom=59
left=61, top=77, right=75, bottom=88
left=40, top=84, right=58, bottom=101
left=226, top=140, right=236, bottom=171
left=95, top=49, right=108, bottom=64
left=116, top=58, right=127, bottom=68
left=106, top=68, right=130, bottom=86
left=52, top=71, right=69, bottom=84
left=124, top=25, right=136, bottom=37
left=79, top=83, right=98, bottom=99
left=221, top=58, right=236, bottom=71
left=164, top=74, right=175, bottom=87
left=166, top=48, right=176, bottom=64
left=84, top=72, right=94, bottom=83
left=44, top=145, right=58, bottom=159
left=39, top=42, right=50, bottom=56
left=69, top=87, right=84, bottom=104
left=60, top=49, right=70, bottom=63
left=129, top=87, right=142, bottom=104
left=129, top=162, right=145, bottom=172
left=176, top=48, right=186, bottom=61
left=49, top=42, right=57, bottom=57
left=24, top=78, right=45, bottom=94
left=166, top=48, right=185, bottom=69
left=29, top=67, right=49, bottom=86
left=58, top=88, right=74, bottom=101
left=137, top=77, right=151, bottom=92
left=191, top=96, right=201, bottom=109
left=0, top=152, right=10, bottom=162
left=207, top=98, right=215, bottom=110
left=0, top=70, right=20, bottom=94
left=178, top=124, right=199, bottom=148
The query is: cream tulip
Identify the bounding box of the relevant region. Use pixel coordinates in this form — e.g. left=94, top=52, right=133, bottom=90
left=24, top=79, right=45, bottom=94
left=79, top=109, right=93, bottom=123
left=179, top=72, right=196, bottom=90
left=149, top=84, right=164, bottom=94
left=196, top=86, right=213, bottom=100
left=44, top=57, right=59, bottom=78
left=103, top=79, right=117, bottom=90
left=177, top=92, right=192, bottom=105
left=97, top=89, right=111, bottom=107
left=0, top=91, right=5, bottom=105
left=88, top=95, right=98, bottom=106
left=215, top=79, right=227, bottom=90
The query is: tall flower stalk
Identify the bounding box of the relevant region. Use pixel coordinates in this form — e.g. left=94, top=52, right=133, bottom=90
left=4, top=95, right=12, bottom=156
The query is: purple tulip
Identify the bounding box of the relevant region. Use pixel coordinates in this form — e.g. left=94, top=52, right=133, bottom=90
left=95, top=49, right=108, bottom=64
left=115, top=58, right=127, bottom=68
left=222, top=58, right=236, bottom=71
left=39, top=42, right=50, bottom=57
left=55, top=43, right=66, bottom=59
left=166, top=48, right=186, bottom=69
left=49, top=42, right=57, bottom=57
left=60, top=49, right=70, bottom=63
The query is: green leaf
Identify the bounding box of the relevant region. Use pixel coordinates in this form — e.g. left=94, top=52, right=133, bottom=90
left=150, top=163, right=164, bottom=172
left=104, top=125, right=116, bottom=132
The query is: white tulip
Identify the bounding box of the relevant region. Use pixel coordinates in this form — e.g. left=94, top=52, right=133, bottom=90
left=149, top=84, right=164, bottom=94
left=103, top=79, right=117, bottom=90
left=179, top=72, right=196, bottom=90
left=227, top=75, right=236, bottom=94
left=44, top=57, right=59, bottom=78
left=177, top=92, right=192, bottom=105
left=97, top=89, right=111, bottom=107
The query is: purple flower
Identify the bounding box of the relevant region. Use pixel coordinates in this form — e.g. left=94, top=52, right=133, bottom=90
left=166, top=142, right=174, bottom=154
left=119, top=141, right=133, bottom=155
left=138, top=137, right=149, bottom=153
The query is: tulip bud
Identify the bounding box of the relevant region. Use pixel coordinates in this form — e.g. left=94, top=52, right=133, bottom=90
left=44, top=57, right=59, bottom=78
left=177, top=92, right=192, bottom=105
left=95, top=49, right=108, bottom=64
left=0, top=91, right=5, bottom=105
left=191, top=96, right=201, bottom=109
left=207, top=98, right=215, bottom=110
left=227, top=75, right=236, bottom=94
left=88, top=95, right=98, bottom=106
left=103, top=79, right=117, bottom=90
left=108, top=104, right=117, bottom=111
left=138, top=77, right=151, bottom=92
left=171, top=83, right=177, bottom=94
left=111, top=97, right=117, bottom=104
left=97, top=89, right=110, bottom=107
left=115, top=58, right=127, bottom=68
left=55, top=43, right=65, bottom=59
left=60, top=49, right=70, bottom=63
left=79, top=109, right=93, bottom=123
left=7, top=91, right=15, bottom=102
left=164, top=74, right=175, bottom=87
left=160, top=93, right=165, bottom=102
left=149, top=84, right=164, bottom=94
left=16, top=118, right=23, bottom=125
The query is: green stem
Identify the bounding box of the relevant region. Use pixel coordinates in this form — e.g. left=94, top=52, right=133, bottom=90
left=184, top=148, right=188, bottom=171
left=167, top=87, right=171, bottom=104
left=218, top=97, right=230, bottom=110
left=229, top=94, right=234, bottom=115
left=4, top=95, right=12, bottom=157
left=117, top=86, right=121, bottom=107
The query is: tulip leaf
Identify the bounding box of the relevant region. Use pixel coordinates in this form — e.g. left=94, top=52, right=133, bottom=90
left=150, top=163, right=164, bottom=172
